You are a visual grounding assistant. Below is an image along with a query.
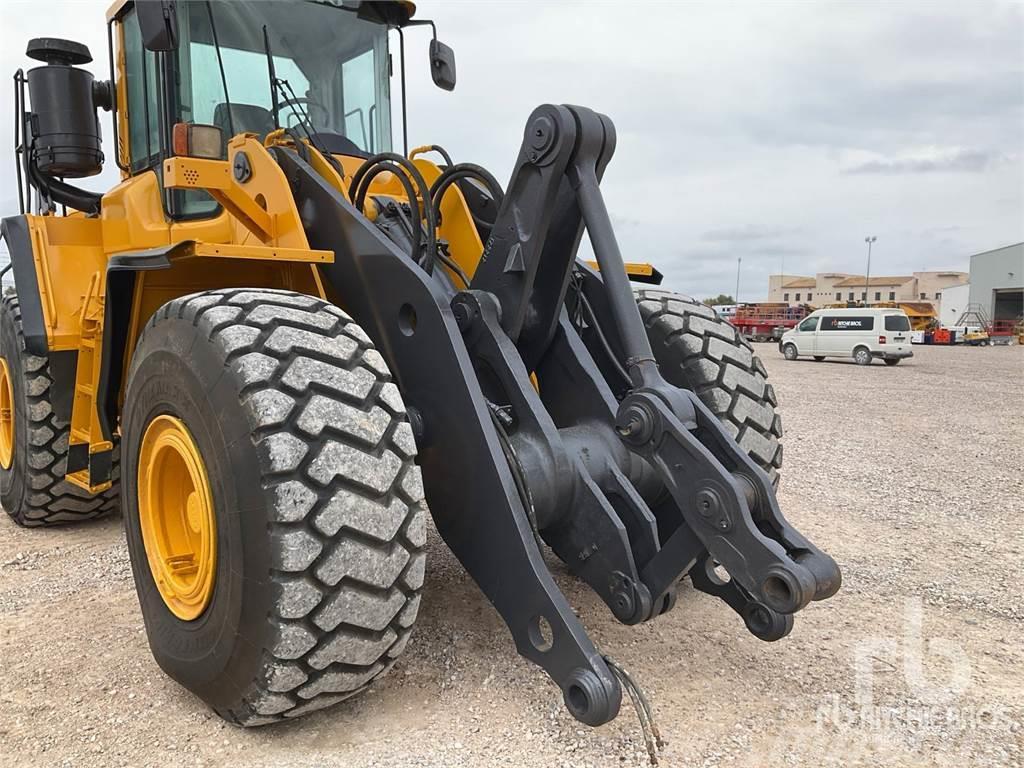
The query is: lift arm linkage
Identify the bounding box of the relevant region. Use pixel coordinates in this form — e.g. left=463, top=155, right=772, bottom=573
left=278, top=103, right=840, bottom=729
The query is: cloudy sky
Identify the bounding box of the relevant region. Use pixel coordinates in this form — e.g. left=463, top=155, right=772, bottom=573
left=1, top=0, right=1021, bottom=300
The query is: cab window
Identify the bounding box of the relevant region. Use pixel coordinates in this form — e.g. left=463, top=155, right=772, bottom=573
left=123, top=9, right=162, bottom=172
left=342, top=49, right=378, bottom=150
left=798, top=317, right=818, bottom=332
left=169, top=0, right=392, bottom=217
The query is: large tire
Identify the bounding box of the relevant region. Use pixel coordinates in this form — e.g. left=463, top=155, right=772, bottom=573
left=0, top=294, right=119, bottom=526
left=636, top=289, right=784, bottom=486
left=122, top=289, right=426, bottom=725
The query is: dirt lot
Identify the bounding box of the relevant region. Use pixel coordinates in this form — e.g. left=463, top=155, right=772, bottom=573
left=1, top=344, right=1021, bottom=768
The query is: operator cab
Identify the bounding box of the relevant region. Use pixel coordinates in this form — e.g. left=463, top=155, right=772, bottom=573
left=10, top=0, right=454, bottom=220
left=110, top=0, right=453, bottom=217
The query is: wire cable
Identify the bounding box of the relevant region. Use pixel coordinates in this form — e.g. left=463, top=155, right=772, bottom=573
left=578, top=289, right=632, bottom=388
left=603, top=655, right=664, bottom=765
left=487, top=403, right=539, bottom=536
left=434, top=242, right=471, bottom=289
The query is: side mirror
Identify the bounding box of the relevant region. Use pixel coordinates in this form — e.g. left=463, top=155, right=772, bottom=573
left=429, top=39, right=456, bottom=91
left=137, top=0, right=179, bottom=52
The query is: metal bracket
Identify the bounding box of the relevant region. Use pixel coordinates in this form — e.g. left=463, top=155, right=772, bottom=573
left=615, top=386, right=841, bottom=614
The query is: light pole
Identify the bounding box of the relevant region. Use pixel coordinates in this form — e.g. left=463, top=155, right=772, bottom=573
left=864, top=236, right=877, bottom=305
left=735, top=256, right=742, bottom=305
left=780, top=253, right=785, bottom=301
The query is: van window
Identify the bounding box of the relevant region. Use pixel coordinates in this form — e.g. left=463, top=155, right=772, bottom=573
left=798, top=317, right=818, bottom=332
left=820, top=315, right=875, bottom=331
left=884, top=315, right=911, bottom=332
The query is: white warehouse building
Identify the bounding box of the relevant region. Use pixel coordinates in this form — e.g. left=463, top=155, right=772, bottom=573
left=967, top=243, right=1024, bottom=333
left=939, top=283, right=971, bottom=328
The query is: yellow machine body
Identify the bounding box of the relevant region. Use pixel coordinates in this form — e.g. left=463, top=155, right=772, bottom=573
left=20, top=120, right=484, bottom=495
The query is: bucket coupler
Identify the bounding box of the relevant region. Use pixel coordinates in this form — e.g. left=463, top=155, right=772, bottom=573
left=277, top=103, right=841, bottom=728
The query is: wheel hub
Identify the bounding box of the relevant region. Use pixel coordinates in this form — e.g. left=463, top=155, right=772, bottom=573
left=0, top=358, right=14, bottom=470
left=137, top=415, right=216, bottom=621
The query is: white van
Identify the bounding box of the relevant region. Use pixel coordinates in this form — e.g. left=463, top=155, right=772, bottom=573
left=778, top=308, right=914, bottom=365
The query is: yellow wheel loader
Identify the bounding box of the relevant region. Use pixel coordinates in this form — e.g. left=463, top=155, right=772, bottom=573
left=1, top=0, right=839, bottom=729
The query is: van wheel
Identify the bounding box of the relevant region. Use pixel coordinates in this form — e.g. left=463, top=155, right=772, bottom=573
left=813, top=356, right=825, bottom=362
left=883, top=358, right=900, bottom=366
left=782, top=344, right=798, bottom=361
left=854, top=347, right=872, bottom=365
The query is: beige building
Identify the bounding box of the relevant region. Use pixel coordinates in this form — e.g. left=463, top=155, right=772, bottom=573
left=766, top=270, right=968, bottom=312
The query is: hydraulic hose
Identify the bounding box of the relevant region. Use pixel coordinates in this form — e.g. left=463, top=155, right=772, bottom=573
left=409, top=144, right=454, bottom=166
left=352, top=161, right=423, bottom=269
left=350, top=152, right=437, bottom=273
left=428, top=162, right=504, bottom=224
left=429, top=163, right=505, bottom=265
left=426, top=163, right=506, bottom=287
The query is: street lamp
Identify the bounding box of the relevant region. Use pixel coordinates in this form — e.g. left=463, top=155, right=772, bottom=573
left=864, top=236, right=877, bottom=305
left=735, top=256, right=742, bottom=305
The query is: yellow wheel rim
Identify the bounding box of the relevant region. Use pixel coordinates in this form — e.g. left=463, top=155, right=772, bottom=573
left=137, top=415, right=217, bottom=621
left=0, top=358, right=14, bottom=470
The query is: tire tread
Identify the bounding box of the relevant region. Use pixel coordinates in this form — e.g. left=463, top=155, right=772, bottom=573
left=635, top=289, right=784, bottom=483
left=141, top=288, right=425, bottom=726
left=0, top=294, right=119, bottom=526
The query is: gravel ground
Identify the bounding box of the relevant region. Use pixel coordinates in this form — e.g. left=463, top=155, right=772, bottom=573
left=1, top=343, right=1021, bottom=768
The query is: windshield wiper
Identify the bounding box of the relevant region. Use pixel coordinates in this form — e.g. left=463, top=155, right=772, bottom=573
left=261, top=25, right=335, bottom=166
left=207, top=1, right=234, bottom=138
left=263, top=25, right=280, bottom=129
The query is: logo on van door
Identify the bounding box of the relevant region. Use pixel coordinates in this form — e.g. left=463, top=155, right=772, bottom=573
left=820, top=316, right=875, bottom=331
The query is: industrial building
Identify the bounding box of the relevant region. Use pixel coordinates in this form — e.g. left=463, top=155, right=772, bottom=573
left=966, top=242, right=1024, bottom=333
left=766, top=270, right=968, bottom=311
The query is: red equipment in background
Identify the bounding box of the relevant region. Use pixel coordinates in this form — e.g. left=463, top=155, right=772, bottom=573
left=990, top=319, right=1018, bottom=337
left=732, top=303, right=810, bottom=342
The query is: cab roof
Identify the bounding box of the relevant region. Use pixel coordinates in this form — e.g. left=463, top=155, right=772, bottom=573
left=106, top=0, right=416, bottom=24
